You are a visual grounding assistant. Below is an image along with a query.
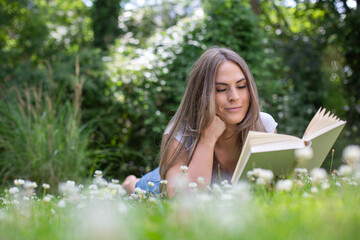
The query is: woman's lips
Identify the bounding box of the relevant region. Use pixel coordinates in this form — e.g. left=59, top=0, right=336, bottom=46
left=225, top=106, right=242, bottom=112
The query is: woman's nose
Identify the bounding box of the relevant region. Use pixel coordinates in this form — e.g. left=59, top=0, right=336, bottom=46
left=228, top=88, right=240, bottom=101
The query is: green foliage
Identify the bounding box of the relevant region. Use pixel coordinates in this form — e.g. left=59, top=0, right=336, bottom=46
left=92, top=0, right=121, bottom=50
left=0, top=86, right=94, bottom=189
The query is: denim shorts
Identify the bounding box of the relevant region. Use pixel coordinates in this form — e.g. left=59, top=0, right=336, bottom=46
left=134, top=167, right=162, bottom=194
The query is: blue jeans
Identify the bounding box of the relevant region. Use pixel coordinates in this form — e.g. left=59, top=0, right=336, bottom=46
left=135, top=167, right=162, bottom=194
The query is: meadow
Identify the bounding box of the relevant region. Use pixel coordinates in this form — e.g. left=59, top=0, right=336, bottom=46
left=1, top=149, right=360, bottom=240
left=1, top=1, right=360, bottom=239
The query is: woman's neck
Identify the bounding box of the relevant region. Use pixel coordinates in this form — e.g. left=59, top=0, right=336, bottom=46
left=217, top=125, right=239, bottom=147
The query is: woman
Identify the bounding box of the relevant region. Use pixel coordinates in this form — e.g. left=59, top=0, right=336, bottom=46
left=122, top=47, right=277, bottom=197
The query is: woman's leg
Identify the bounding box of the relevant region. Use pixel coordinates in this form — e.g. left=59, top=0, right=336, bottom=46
left=122, top=175, right=139, bottom=194
left=122, top=167, right=161, bottom=195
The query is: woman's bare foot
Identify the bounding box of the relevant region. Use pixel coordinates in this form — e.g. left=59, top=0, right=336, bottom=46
left=122, top=175, right=139, bottom=194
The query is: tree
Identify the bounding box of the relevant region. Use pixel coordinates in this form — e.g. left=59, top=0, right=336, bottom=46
left=92, top=0, right=121, bottom=50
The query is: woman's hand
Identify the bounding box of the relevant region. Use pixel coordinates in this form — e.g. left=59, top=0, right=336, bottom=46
left=201, top=115, right=226, bottom=145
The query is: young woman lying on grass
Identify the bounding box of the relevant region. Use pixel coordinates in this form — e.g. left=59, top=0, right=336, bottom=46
left=122, top=47, right=277, bottom=197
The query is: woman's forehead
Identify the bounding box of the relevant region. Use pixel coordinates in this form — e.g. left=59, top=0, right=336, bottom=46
left=215, top=61, right=245, bottom=82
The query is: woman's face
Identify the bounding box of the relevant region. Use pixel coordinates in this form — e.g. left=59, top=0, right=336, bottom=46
left=215, top=61, right=250, bottom=126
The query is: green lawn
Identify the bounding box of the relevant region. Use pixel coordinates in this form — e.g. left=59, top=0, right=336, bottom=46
left=1, top=170, right=360, bottom=240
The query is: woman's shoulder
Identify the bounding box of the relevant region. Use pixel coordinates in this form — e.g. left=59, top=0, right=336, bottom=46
left=259, top=112, right=278, bottom=133
left=164, top=122, right=192, bottom=149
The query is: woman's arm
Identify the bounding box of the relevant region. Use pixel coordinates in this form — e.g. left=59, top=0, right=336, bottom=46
left=165, top=116, right=226, bottom=197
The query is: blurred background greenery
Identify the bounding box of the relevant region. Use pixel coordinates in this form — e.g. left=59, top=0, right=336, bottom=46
left=0, top=0, right=359, bottom=188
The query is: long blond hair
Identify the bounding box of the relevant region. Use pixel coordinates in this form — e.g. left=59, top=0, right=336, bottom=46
left=159, top=47, right=265, bottom=179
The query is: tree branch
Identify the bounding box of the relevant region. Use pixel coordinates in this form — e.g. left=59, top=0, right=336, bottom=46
left=250, top=0, right=261, bottom=15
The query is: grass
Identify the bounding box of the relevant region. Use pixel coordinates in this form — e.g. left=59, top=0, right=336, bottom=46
left=0, top=75, right=95, bottom=189
left=1, top=170, right=359, bottom=240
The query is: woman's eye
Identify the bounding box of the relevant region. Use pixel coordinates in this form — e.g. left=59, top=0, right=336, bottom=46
left=216, top=89, right=226, bottom=92
left=237, top=86, right=246, bottom=89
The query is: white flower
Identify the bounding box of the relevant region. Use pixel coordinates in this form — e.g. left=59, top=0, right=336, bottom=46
left=338, top=165, right=353, bottom=177
left=9, top=187, right=19, bottom=195
left=14, top=179, right=25, bottom=186
left=253, top=168, right=262, bottom=178
left=57, top=199, right=66, bottom=208
left=311, top=186, right=318, bottom=194
left=89, top=184, right=98, bottom=190
left=310, top=168, right=328, bottom=184
left=246, top=170, right=256, bottom=182
left=197, top=177, right=205, bottom=185
left=24, top=181, right=37, bottom=189
left=94, top=177, right=108, bottom=187
left=321, top=181, right=330, bottom=190
left=148, top=181, right=155, bottom=188
left=259, top=169, right=274, bottom=184
left=94, top=170, right=103, bottom=178
left=249, top=168, right=274, bottom=185
left=160, top=180, right=168, bottom=185
left=43, top=196, right=52, bottom=203
left=111, top=179, right=119, bottom=184
left=188, top=182, right=197, bottom=192
left=42, top=183, right=50, bottom=190
left=148, top=197, right=157, bottom=202
left=256, top=177, right=266, bottom=186
left=130, top=194, right=138, bottom=200
left=139, top=190, right=147, bottom=199
left=221, top=180, right=229, bottom=186
left=180, top=165, right=188, bottom=175
left=295, top=147, right=314, bottom=165
left=276, top=179, right=293, bottom=192
left=59, top=181, right=79, bottom=198
left=134, top=187, right=143, bottom=194
left=211, top=184, right=222, bottom=194
left=294, top=168, right=308, bottom=179
left=66, top=181, right=75, bottom=187
left=342, top=145, right=360, bottom=167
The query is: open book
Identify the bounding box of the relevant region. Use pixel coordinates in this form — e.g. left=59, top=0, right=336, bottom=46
left=231, top=108, right=346, bottom=184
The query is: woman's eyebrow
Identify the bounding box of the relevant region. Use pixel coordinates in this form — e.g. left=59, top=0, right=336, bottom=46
left=215, top=78, right=245, bottom=85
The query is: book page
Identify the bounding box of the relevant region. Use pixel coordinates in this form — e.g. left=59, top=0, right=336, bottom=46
left=303, top=108, right=345, bottom=140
